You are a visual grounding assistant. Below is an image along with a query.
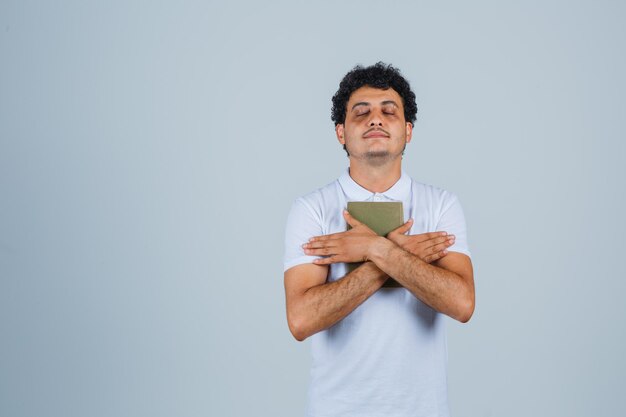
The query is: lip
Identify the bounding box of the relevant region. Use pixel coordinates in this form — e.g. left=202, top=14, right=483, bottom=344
left=363, top=130, right=390, bottom=139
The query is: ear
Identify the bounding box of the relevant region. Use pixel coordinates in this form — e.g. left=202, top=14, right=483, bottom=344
left=336, top=124, right=345, bottom=145
left=405, top=122, right=413, bottom=144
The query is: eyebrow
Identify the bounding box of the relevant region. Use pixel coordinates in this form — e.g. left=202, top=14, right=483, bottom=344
left=351, top=100, right=399, bottom=111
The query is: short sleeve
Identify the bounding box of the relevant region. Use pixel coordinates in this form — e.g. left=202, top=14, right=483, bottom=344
left=283, top=197, right=324, bottom=272
left=436, top=193, right=471, bottom=258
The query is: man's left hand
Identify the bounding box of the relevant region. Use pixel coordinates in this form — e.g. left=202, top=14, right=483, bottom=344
left=303, top=210, right=385, bottom=265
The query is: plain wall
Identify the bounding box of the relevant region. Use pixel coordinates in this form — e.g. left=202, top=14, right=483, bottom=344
left=1, top=1, right=625, bottom=416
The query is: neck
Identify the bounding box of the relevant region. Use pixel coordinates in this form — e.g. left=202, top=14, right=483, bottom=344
left=348, top=159, right=402, bottom=193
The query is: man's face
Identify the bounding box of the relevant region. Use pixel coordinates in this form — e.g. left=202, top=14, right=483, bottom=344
left=336, top=86, right=413, bottom=165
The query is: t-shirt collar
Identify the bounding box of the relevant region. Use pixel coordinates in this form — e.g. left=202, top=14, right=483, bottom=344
left=338, top=167, right=411, bottom=202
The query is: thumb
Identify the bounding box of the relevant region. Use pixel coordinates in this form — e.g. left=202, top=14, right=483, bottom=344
left=390, top=218, right=413, bottom=236
left=343, top=210, right=364, bottom=228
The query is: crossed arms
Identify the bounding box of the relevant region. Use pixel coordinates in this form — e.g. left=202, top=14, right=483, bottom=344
left=284, top=210, right=474, bottom=341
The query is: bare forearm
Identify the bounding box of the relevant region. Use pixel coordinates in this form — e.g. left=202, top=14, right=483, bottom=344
left=369, top=238, right=474, bottom=322
left=290, top=262, right=387, bottom=341
left=301, top=212, right=474, bottom=323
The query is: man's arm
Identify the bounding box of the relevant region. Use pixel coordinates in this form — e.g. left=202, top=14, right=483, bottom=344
left=283, top=198, right=390, bottom=342
left=284, top=262, right=387, bottom=341
left=305, top=211, right=475, bottom=323
left=285, top=220, right=455, bottom=341
left=368, top=242, right=474, bottom=322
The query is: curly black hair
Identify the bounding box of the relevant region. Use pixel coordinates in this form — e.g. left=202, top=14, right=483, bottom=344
left=331, top=62, right=417, bottom=126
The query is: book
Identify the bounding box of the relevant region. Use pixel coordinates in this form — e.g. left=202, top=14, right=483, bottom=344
left=346, top=201, right=404, bottom=288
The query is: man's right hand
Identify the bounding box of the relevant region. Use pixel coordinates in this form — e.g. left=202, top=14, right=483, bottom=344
left=387, top=219, right=455, bottom=263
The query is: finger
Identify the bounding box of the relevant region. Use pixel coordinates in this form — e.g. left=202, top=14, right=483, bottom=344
left=303, top=240, right=339, bottom=250
left=389, top=218, right=413, bottom=236
left=304, top=248, right=336, bottom=256
left=423, top=234, right=455, bottom=249
left=416, top=231, right=449, bottom=243
left=424, top=249, right=448, bottom=263
left=343, top=210, right=364, bottom=228
left=309, top=231, right=347, bottom=242
left=304, top=246, right=337, bottom=256
left=427, top=238, right=455, bottom=255
left=313, top=255, right=341, bottom=265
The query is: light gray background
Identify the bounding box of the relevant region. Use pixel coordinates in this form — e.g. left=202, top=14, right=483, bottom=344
left=1, top=1, right=625, bottom=416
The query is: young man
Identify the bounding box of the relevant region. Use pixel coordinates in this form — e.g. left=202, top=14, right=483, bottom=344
left=283, top=62, right=474, bottom=417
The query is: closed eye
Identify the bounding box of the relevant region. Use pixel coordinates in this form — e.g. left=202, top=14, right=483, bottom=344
left=382, top=105, right=396, bottom=115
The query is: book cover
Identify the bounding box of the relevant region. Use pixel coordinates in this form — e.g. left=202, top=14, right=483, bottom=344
left=346, top=201, right=404, bottom=288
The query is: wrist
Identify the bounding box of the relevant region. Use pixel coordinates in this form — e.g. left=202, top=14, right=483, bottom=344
left=368, top=236, right=394, bottom=264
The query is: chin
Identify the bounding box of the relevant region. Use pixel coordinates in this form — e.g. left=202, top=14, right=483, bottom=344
left=365, top=151, right=391, bottom=159
left=362, top=151, right=396, bottom=166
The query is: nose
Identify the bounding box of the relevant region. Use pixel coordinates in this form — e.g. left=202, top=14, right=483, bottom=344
left=368, top=110, right=383, bottom=127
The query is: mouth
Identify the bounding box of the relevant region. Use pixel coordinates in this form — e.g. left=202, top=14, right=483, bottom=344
left=363, top=129, right=390, bottom=139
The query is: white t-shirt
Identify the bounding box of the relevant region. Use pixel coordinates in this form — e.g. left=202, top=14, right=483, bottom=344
left=284, top=169, right=471, bottom=417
